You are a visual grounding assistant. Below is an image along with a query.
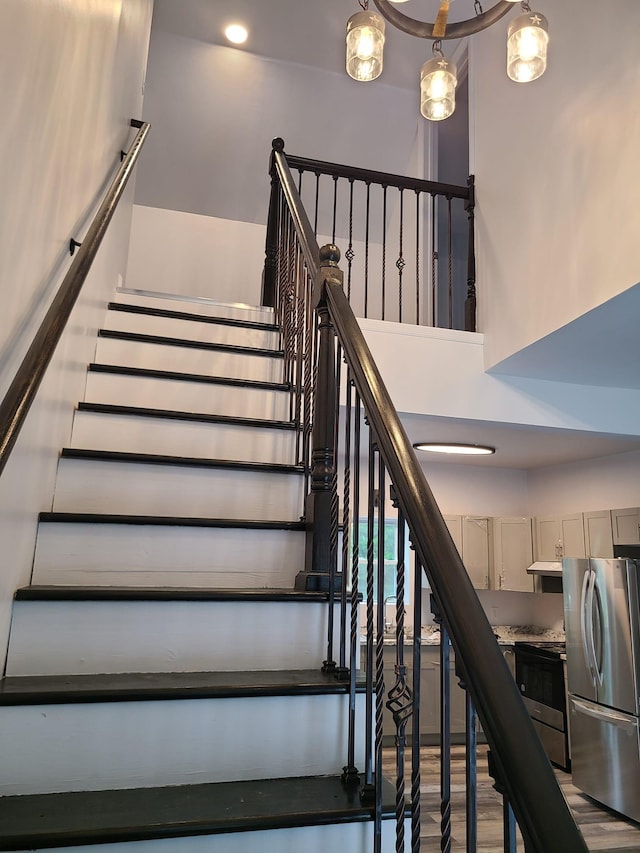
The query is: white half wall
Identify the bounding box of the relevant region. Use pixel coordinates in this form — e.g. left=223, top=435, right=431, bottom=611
left=469, top=0, right=640, bottom=368
left=126, top=206, right=266, bottom=303
left=0, top=0, right=153, bottom=666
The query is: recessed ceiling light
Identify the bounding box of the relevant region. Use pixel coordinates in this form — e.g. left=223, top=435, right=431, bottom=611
left=225, top=24, right=248, bottom=45
left=413, top=442, right=496, bottom=456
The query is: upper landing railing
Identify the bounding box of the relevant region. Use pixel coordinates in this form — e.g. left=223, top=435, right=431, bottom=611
left=262, top=138, right=476, bottom=332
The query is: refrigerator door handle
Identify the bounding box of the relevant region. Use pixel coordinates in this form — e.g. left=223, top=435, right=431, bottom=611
left=571, top=696, right=637, bottom=733
left=580, top=567, right=596, bottom=685
left=591, top=576, right=605, bottom=687
left=586, top=567, right=602, bottom=687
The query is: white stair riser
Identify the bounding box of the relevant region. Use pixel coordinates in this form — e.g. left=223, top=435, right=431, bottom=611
left=95, top=338, right=283, bottom=384
left=32, top=523, right=304, bottom=587
left=6, top=600, right=352, bottom=675
left=84, top=372, right=291, bottom=421
left=113, top=291, right=275, bottom=323
left=104, top=311, right=279, bottom=350
left=1, top=818, right=408, bottom=853
left=70, top=411, right=297, bottom=465
left=0, top=694, right=366, bottom=795
left=53, top=459, right=304, bottom=521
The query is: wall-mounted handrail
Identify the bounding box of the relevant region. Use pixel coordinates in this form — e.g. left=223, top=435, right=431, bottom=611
left=0, top=119, right=150, bottom=477
left=269, top=140, right=588, bottom=853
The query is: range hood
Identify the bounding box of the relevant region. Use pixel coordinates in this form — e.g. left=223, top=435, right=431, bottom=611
left=526, top=561, right=563, bottom=577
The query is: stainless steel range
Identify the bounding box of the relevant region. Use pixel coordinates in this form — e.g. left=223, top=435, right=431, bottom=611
left=514, top=641, right=569, bottom=771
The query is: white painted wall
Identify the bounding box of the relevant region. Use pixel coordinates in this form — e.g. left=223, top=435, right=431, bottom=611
left=527, top=449, right=640, bottom=517
left=0, top=0, right=153, bottom=665
left=128, top=28, right=425, bottom=301
left=470, top=0, right=640, bottom=368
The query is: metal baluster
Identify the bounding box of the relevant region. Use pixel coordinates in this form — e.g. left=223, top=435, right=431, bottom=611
left=397, top=188, right=405, bottom=323
left=465, top=687, right=478, bottom=853
left=415, top=191, right=421, bottom=326
left=487, top=751, right=518, bottom=853
left=381, top=185, right=387, bottom=321
left=431, top=194, right=437, bottom=328
left=363, top=428, right=377, bottom=793
left=373, top=453, right=386, bottom=853
left=411, top=555, right=422, bottom=853
left=364, top=182, right=371, bottom=318
left=338, top=368, right=353, bottom=677
left=313, top=172, right=320, bottom=236
left=323, top=334, right=342, bottom=673
left=465, top=175, right=477, bottom=333
left=343, top=388, right=362, bottom=786
left=346, top=178, right=355, bottom=302
left=432, top=597, right=452, bottom=853
left=447, top=195, right=453, bottom=330
left=386, top=489, right=413, bottom=853
left=332, top=175, right=339, bottom=245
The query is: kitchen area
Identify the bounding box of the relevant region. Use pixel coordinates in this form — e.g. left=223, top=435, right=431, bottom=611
left=367, top=496, right=640, bottom=840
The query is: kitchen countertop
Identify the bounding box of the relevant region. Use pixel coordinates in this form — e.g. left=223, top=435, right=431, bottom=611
left=364, top=625, right=565, bottom=646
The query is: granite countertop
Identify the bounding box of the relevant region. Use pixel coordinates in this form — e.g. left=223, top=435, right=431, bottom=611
left=364, top=625, right=565, bottom=645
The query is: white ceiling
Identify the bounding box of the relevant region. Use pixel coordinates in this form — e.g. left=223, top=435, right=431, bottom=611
left=151, top=0, right=468, bottom=90
left=150, top=0, right=640, bottom=470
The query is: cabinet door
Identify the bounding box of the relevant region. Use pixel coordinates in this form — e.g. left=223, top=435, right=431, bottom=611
left=492, top=517, right=533, bottom=592
left=535, top=515, right=561, bottom=561
left=462, top=516, right=490, bottom=589
left=611, top=508, right=640, bottom=545
left=583, top=510, right=614, bottom=558
left=560, top=513, right=586, bottom=558
left=443, top=515, right=463, bottom=553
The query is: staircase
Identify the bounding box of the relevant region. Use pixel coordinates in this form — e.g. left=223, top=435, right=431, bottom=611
left=0, top=290, right=400, bottom=851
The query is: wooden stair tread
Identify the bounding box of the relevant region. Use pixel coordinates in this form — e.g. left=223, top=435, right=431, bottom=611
left=15, top=585, right=340, bottom=602
left=0, top=669, right=365, bottom=705
left=108, top=301, right=280, bottom=332
left=0, top=774, right=398, bottom=850
left=60, top=448, right=304, bottom=474
left=88, top=362, right=290, bottom=391
left=98, top=328, right=284, bottom=359
left=77, top=402, right=296, bottom=430
left=37, top=512, right=306, bottom=529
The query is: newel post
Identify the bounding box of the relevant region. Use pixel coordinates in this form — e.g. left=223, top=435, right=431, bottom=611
left=295, top=245, right=343, bottom=593
left=261, top=138, right=285, bottom=308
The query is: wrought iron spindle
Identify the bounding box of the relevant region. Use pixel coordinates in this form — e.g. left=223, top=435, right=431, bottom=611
left=431, top=193, right=437, bottom=327
left=332, top=175, right=338, bottom=245
left=397, top=188, right=405, bottom=323
left=313, top=172, right=320, bottom=236
left=465, top=686, right=478, bottom=853
left=447, top=195, right=453, bottom=330
left=364, top=427, right=377, bottom=791
left=415, top=190, right=421, bottom=325
left=343, top=387, right=362, bottom=785
left=364, top=182, right=371, bottom=318
left=346, top=178, right=355, bottom=302
left=338, top=367, right=353, bottom=676
left=411, top=555, right=422, bottom=853
left=372, top=451, right=386, bottom=853
left=465, top=175, right=476, bottom=332
left=381, top=185, right=387, bottom=321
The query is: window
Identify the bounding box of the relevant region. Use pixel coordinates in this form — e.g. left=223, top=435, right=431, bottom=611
left=352, top=517, right=412, bottom=602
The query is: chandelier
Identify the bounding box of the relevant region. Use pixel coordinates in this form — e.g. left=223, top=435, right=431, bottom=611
left=345, top=0, right=548, bottom=120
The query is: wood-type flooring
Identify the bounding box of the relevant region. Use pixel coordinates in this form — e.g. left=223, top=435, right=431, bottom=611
left=382, top=745, right=640, bottom=852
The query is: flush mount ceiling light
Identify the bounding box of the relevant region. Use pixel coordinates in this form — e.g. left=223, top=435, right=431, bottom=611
left=413, top=442, right=496, bottom=456
left=224, top=23, right=248, bottom=45
left=345, top=0, right=548, bottom=120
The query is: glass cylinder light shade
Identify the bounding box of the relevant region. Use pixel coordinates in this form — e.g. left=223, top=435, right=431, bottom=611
left=507, top=11, right=549, bottom=82
left=420, top=57, right=457, bottom=121
left=346, top=11, right=385, bottom=82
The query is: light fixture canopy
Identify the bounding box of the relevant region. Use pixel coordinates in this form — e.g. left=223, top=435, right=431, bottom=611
left=346, top=0, right=548, bottom=120
left=346, top=10, right=386, bottom=82
left=413, top=442, right=496, bottom=456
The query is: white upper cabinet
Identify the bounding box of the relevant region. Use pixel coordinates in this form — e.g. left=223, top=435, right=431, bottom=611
left=534, top=513, right=586, bottom=561
left=583, top=510, right=614, bottom=557
left=442, top=515, right=490, bottom=589
left=611, top=508, right=640, bottom=545
left=492, top=517, right=533, bottom=592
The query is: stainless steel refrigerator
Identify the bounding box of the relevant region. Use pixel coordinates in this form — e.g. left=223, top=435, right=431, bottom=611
left=563, top=558, right=640, bottom=821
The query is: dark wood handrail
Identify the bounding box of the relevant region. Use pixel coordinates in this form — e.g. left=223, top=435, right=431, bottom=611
left=270, top=146, right=588, bottom=853
left=0, top=119, right=150, bottom=476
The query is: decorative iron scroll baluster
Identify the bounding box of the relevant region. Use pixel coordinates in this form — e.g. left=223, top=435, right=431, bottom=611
left=431, top=595, right=452, bottom=852
left=397, top=188, right=405, bottom=323
left=363, top=427, right=377, bottom=792
left=373, top=452, right=386, bottom=853
left=431, top=193, right=437, bottom=326
left=346, top=178, right=355, bottom=302
left=387, top=488, right=413, bottom=853
left=334, top=343, right=347, bottom=676
left=465, top=175, right=477, bottom=332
